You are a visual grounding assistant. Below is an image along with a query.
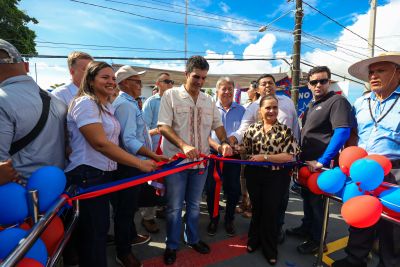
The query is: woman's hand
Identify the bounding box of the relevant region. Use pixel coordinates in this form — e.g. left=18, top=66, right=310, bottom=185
left=249, top=154, right=265, bottom=162
left=139, top=160, right=158, bottom=173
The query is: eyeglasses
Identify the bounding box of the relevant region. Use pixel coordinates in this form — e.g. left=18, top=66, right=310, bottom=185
left=161, top=79, right=175, bottom=85
left=126, top=79, right=142, bottom=85
left=309, top=78, right=329, bottom=86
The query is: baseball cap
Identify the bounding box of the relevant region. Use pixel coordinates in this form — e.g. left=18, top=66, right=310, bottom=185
left=0, top=39, right=23, bottom=64
left=115, top=65, right=146, bottom=84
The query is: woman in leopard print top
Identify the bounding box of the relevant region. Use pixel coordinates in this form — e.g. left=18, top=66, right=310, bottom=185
left=242, top=95, right=300, bottom=265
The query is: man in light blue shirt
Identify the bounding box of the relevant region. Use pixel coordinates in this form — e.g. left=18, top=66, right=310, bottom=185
left=333, top=53, right=400, bottom=267
left=206, top=77, right=245, bottom=237
left=142, top=72, right=174, bottom=151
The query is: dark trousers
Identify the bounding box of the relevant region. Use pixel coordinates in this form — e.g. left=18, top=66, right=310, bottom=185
left=278, top=176, right=291, bottom=228
left=66, top=165, right=113, bottom=267
left=300, top=189, right=325, bottom=242
left=245, top=165, right=291, bottom=259
left=345, top=167, right=400, bottom=267
left=111, top=164, right=142, bottom=257
left=206, top=155, right=242, bottom=224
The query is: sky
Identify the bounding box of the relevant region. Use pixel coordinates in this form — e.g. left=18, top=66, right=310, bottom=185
left=17, top=0, right=400, bottom=103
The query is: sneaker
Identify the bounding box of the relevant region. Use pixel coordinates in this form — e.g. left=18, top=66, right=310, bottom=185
left=116, top=253, right=142, bottom=267
left=285, top=226, right=310, bottom=239
left=141, top=218, right=160, bottom=233
left=332, top=258, right=366, bottom=267
left=225, top=221, right=236, bottom=237
left=207, top=221, right=218, bottom=236
left=131, top=234, right=151, bottom=246
left=188, top=240, right=210, bottom=254
left=296, top=240, right=327, bottom=254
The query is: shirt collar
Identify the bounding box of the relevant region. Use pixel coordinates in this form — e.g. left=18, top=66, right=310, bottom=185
left=313, top=91, right=335, bottom=105
left=216, top=101, right=238, bottom=109
left=0, top=75, right=34, bottom=87
left=369, top=86, right=400, bottom=101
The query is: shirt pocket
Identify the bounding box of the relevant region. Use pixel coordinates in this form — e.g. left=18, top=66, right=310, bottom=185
left=174, top=106, right=191, bottom=129
left=202, top=110, right=213, bottom=127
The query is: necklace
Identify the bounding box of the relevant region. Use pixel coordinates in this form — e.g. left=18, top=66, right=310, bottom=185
left=368, top=94, right=400, bottom=127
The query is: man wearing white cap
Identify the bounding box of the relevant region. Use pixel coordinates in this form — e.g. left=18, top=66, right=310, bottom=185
left=333, top=53, right=400, bottom=267
left=112, top=65, right=168, bottom=267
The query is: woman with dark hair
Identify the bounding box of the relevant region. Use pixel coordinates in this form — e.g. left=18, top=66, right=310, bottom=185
left=243, top=95, right=299, bottom=265
left=65, top=61, right=156, bottom=267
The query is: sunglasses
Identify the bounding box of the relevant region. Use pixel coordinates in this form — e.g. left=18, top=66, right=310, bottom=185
left=161, top=79, right=175, bottom=85
left=309, top=78, right=329, bottom=86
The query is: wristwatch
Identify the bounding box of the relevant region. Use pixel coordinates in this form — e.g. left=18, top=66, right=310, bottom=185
left=264, top=154, right=269, bottom=161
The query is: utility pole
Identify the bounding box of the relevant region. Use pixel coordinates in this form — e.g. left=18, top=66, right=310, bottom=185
left=185, top=0, right=188, bottom=60
left=291, top=0, right=303, bottom=110
left=368, top=0, right=377, bottom=57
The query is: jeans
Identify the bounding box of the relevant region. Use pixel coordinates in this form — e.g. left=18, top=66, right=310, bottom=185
left=111, top=164, right=142, bottom=257
left=165, top=168, right=208, bottom=249
left=66, top=165, right=114, bottom=267
left=205, top=156, right=241, bottom=224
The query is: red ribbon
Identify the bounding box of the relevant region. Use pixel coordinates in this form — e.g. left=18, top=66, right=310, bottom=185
left=212, top=159, right=224, bottom=218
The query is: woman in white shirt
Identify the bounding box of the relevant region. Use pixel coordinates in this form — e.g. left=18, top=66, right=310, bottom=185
left=65, top=61, right=156, bottom=267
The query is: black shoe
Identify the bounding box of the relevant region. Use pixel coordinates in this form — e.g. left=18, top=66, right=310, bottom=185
left=188, top=240, right=210, bottom=254
left=332, top=258, right=366, bottom=267
left=207, top=221, right=218, bottom=236
left=296, top=240, right=327, bottom=254
left=286, top=226, right=310, bottom=239
left=225, top=221, right=236, bottom=237
left=277, top=228, right=285, bottom=244
left=163, top=248, right=176, bottom=265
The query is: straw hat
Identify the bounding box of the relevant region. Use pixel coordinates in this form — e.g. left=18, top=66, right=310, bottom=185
left=348, top=52, right=400, bottom=82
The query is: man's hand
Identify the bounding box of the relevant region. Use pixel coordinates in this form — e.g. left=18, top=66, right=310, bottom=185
left=306, top=160, right=323, bottom=172
left=249, top=154, right=264, bottom=162
left=182, top=144, right=200, bottom=159
left=153, top=154, right=170, bottom=163
left=221, top=143, right=233, bottom=157
left=0, top=160, right=18, bottom=185
left=139, top=160, right=158, bottom=173
left=228, top=136, right=238, bottom=146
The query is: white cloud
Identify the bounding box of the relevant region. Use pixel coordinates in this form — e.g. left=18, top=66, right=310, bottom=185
left=219, top=2, right=231, bottom=13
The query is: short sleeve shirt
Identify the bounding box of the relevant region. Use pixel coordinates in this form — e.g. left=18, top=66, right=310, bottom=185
left=157, top=85, right=223, bottom=164
left=243, top=121, right=300, bottom=170
left=65, top=96, right=120, bottom=172
left=300, top=91, right=353, bottom=161
left=51, top=82, right=78, bottom=106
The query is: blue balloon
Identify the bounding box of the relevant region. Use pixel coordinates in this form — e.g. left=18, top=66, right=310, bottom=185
left=317, top=167, right=346, bottom=194
left=27, top=166, right=66, bottom=213
left=338, top=182, right=364, bottom=203
left=0, top=183, right=28, bottom=226
left=349, top=158, right=384, bottom=191
left=380, top=188, right=400, bottom=213
left=0, top=228, right=47, bottom=265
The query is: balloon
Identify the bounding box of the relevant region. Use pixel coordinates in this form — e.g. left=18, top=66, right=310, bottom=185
left=26, top=166, right=66, bottom=213
left=349, top=158, right=384, bottom=191
left=341, top=195, right=382, bottom=228
left=298, top=166, right=312, bottom=186
left=0, top=228, right=47, bottom=265
left=0, top=183, right=28, bottom=226
left=307, top=172, right=324, bottom=195
left=379, top=188, right=400, bottom=213
left=40, top=216, right=64, bottom=256
left=16, top=258, right=44, bottom=267
left=365, top=154, right=392, bottom=176
left=339, top=182, right=364, bottom=203
left=339, top=146, right=368, bottom=176
left=317, top=167, right=346, bottom=194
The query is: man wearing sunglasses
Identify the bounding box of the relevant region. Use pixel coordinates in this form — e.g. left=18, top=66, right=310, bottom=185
left=287, top=66, right=354, bottom=254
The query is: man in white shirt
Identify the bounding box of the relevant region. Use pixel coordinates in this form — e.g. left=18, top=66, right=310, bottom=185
left=52, top=51, right=93, bottom=106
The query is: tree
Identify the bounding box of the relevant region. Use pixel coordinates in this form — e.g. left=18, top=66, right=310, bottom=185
left=0, top=0, right=38, bottom=54
left=205, top=88, right=215, bottom=97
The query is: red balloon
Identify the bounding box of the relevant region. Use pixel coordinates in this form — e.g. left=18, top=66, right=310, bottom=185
left=16, top=258, right=44, bottom=267
left=339, top=146, right=368, bottom=176
left=365, top=154, right=392, bottom=176
left=40, top=216, right=64, bottom=256
left=307, top=172, right=324, bottom=195
left=298, top=166, right=312, bottom=186
left=341, top=195, right=382, bottom=228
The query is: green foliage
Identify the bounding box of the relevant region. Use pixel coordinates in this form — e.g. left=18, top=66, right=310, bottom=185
left=205, top=88, right=215, bottom=97
left=0, top=0, right=38, bottom=54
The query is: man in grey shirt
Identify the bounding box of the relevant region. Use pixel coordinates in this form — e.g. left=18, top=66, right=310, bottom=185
left=0, top=39, right=66, bottom=181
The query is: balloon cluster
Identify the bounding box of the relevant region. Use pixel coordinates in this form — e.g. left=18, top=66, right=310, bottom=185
left=297, top=146, right=399, bottom=229
left=0, top=166, right=66, bottom=266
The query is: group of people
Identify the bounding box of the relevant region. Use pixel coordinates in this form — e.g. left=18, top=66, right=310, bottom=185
left=0, top=37, right=399, bottom=267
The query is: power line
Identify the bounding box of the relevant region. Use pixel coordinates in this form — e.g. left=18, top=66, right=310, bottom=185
left=302, top=0, right=388, bottom=52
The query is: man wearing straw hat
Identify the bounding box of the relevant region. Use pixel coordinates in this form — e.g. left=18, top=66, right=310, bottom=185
left=333, top=52, right=400, bottom=267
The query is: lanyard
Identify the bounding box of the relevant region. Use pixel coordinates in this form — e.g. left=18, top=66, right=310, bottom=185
left=368, top=94, right=400, bottom=127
